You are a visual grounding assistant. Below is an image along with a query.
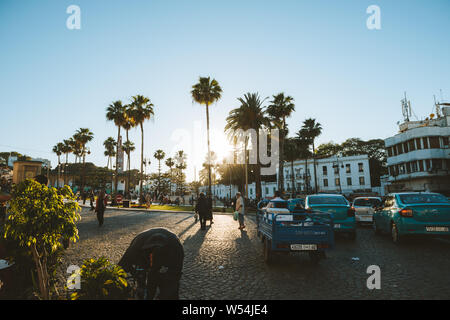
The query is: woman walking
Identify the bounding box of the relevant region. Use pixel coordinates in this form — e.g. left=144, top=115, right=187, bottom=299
left=95, top=189, right=106, bottom=227
left=235, top=192, right=245, bottom=230
left=195, top=192, right=211, bottom=230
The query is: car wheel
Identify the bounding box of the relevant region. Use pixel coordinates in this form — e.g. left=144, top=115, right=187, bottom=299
left=391, top=222, right=401, bottom=243
left=263, top=238, right=273, bottom=263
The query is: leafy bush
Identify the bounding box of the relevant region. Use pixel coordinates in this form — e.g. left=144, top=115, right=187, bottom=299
left=70, top=257, right=129, bottom=300
left=3, top=180, right=81, bottom=299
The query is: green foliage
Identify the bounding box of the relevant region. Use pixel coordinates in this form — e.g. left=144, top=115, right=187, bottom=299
left=70, top=257, right=129, bottom=300
left=3, top=180, right=81, bottom=299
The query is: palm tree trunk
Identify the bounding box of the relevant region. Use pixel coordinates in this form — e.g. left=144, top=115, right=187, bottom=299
left=291, top=160, right=295, bottom=196
left=206, top=103, right=212, bottom=198
left=305, top=157, right=309, bottom=194
left=140, top=123, right=144, bottom=194
left=57, top=156, right=61, bottom=189
left=115, top=126, right=120, bottom=193
left=278, top=125, right=285, bottom=193
left=312, top=140, right=317, bottom=193
left=244, top=138, right=248, bottom=199
left=126, top=129, right=130, bottom=197
left=64, top=153, right=68, bottom=186
left=255, top=130, right=262, bottom=201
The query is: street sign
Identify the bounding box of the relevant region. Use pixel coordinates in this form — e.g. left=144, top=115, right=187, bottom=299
left=116, top=194, right=123, bottom=203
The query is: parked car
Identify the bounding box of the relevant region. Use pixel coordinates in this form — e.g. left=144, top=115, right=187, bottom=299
left=352, top=197, right=382, bottom=224
left=373, top=192, right=450, bottom=243
left=305, top=194, right=356, bottom=240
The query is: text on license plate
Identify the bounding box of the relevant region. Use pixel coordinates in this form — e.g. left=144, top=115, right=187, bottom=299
left=334, top=224, right=341, bottom=228
left=426, top=227, right=449, bottom=232
left=290, top=244, right=317, bottom=251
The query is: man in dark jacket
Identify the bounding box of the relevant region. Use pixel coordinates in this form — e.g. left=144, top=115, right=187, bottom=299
left=195, top=192, right=212, bottom=230
left=118, top=228, right=184, bottom=300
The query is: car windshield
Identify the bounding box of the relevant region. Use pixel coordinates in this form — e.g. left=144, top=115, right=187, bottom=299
left=272, top=201, right=288, bottom=208
left=353, top=198, right=381, bottom=207
left=308, top=196, right=348, bottom=205
left=399, top=194, right=449, bottom=204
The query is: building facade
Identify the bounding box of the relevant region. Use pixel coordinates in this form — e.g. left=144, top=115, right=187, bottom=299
left=384, top=106, right=450, bottom=195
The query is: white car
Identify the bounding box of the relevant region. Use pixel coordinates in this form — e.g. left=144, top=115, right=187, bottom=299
left=352, top=197, right=382, bottom=223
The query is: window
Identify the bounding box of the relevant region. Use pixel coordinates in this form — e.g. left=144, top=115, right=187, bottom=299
left=415, top=138, right=422, bottom=149
left=429, top=136, right=440, bottom=149
left=398, top=144, right=403, bottom=154
left=323, top=179, right=328, bottom=187
left=308, top=196, right=348, bottom=205
left=335, top=178, right=340, bottom=186
left=423, top=137, right=429, bottom=149
left=333, top=165, right=339, bottom=174
left=419, top=160, right=424, bottom=171
left=425, top=159, right=431, bottom=170
left=403, top=142, right=409, bottom=153
left=359, top=176, right=365, bottom=185
left=443, top=136, right=449, bottom=147
left=347, top=177, right=352, bottom=186
left=345, top=164, right=351, bottom=173
left=358, top=163, right=364, bottom=172
left=411, top=161, right=418, bottom=172
left=265, top=187, right=269, bottom=194
left=408, top=139, right=415, bottom=151
left=387, top=147, right=393, bottom=157
left=406, top=162, right=411, bottom=174
left=432, top=159, right=443, bottom=170
left=322, top=166, right=328, bottom=175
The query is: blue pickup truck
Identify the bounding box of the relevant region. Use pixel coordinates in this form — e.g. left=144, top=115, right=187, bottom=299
left=257, top=198, right=334, bottom=264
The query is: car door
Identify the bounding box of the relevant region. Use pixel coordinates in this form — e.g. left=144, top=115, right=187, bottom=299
left=380, top=196, right=394, bottom=231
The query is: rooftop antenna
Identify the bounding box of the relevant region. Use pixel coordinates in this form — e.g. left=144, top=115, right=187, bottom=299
left=401, top=92, right=411, bottom=122
left=434, top=95, right=442, bottom=118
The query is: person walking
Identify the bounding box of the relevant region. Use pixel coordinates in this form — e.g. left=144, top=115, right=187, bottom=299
left=195, top=192, right=211, bottom=230
left=89, top=190, right=95, bottom=211
left=95, top=189, right=106, bottom=227
left=235, top=192, right=245, bottom=230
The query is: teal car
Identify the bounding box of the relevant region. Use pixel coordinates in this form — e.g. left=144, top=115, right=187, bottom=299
left=373, top=192, right=450, bottom=243
left=305, top=194, right=356, bottom=240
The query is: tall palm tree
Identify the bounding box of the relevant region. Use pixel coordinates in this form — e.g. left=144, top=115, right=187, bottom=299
left=295, top=134, right=312, bottom=193
left=52, top=142, right=64, bottom=188
left=299, top=118, right=322, bottom=193
left=284, top=138, right=299, bottom=196
left=153, top=149, right=166, bottom=198
left=266, top=93, right=295, bottom=194
left=106, top=100, right=127, bottom=193
left=174, top=150, right=187, bottom=195
left=165, top=157, right=175, bottom=195
left=129, top=95, right=155, bottom=194
left=191, top=76, right=222, bottom=197
left=225, top=92, right=269, bottom=199
left=61, top=139, right=73, bottom=185
left=103, top=137, right=117, bottom=169
left=123, top=140, right=135, bottom=195
left=122, top=105, right=136, bottom=196
left=73, top=128, right=94, bottom=192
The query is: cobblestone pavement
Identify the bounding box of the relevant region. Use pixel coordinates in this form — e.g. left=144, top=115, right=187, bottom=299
left=57, top=207, right=450, bottom=299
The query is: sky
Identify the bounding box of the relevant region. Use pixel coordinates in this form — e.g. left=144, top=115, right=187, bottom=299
left=1, top=0, right=449, bottom=182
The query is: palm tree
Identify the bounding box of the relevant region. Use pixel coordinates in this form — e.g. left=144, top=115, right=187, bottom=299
left=73, top=128, right=94, bottom=192
left=153, top=149, right=166, bottom=198
left=122, top=105, right=136, bottom=196
left=299, top=118, right=322, bottom=193
left=122, top=140, right=135, bottom=196
left=52, top=142, right=64, bottom=188
left=103, top=137, right=117, bottom=169
left=129, top=95, right=155, bottom=194
left=283, top=138, right=299, bottom=196
left=174, top=150, right=187, bottom=195
left=165, top=157, right=175, bottom=195
left=191, top=76, right=222, bottom=197
left=266, top=93, right=295, bottom=194
left=61, top=139, right=73, bottom=185
left=106, top=100, right=127, bottom=193
left=225, top=92, right=269, bottom=199
left=295, top=134, right=312, bottom=193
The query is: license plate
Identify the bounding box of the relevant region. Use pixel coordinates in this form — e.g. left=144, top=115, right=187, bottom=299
left=334, top=224, right=341, bottom=228
left=426, top=226, right=449, bottom=232
left=290, top=244, right=317, bottom=251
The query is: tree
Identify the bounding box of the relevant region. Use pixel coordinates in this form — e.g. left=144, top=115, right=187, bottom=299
left=174, top=151, right=187, bottom=195
left=225, top=92, right=269, bottom=199
left=61, top=139, right=73, bottom=185
left=284, top=138, right=299, bottom=196
left=52, top=142, right=64, bottom=188
left=165, top=157, right=175, bottom=195
left=153, top=149, right=166, bottom=198
left=315, top=142, right=342, bottom=158
left=266, top=93, right=295, bottom=193
left=299, top=118, right=322, bottom=193
left=295, top=132, right=313, bottom=193
left=4, top=180, right=81, bottom=299
left=122, top=140, right=135, bottom=195
left=191, top=76, right=222, bottom=197
left=129, top=95, right=155, bottom=194
left=73, top=128, right=94, bottom=192
left=106, top=100, right=127, bottom=193
left=122, top=105, right=136, bottom=196
left=103, top=137, right=117, bottom=169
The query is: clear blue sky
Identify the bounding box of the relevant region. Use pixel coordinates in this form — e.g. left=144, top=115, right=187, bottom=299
left=1, top=0, right=449, bottom=181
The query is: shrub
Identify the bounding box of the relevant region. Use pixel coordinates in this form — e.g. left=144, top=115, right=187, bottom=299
left=70, top=257, right=129, bottom=300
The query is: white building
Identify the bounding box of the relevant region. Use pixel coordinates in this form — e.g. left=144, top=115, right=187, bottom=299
left=278, top=154, right=372, bottom=196
left=384, top=106, right=450, bottom=194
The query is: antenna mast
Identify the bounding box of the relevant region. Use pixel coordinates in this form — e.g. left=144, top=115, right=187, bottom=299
left=401, top=92, right=411, bottom=122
